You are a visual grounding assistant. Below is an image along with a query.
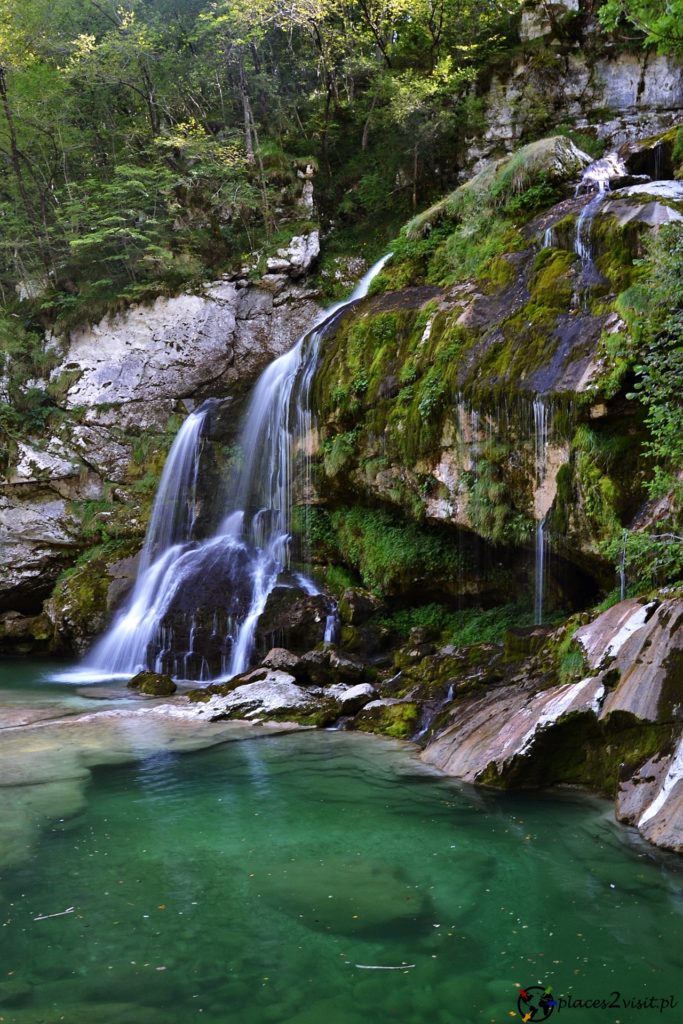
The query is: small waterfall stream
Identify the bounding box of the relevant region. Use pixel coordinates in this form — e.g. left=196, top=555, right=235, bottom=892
left=574, top=153, right=628, bottom=261
left=74, top=254, right=391, bottom=683
left=532, top=397, right=549, bottom=626
left=543, top=151, right=628, bottom=263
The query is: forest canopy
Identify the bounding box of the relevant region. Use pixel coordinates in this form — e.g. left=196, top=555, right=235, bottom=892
left=0, top=0, right=523, bottom=327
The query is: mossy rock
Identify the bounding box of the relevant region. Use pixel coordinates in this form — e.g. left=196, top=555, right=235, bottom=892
left=48, top=539, right=139, bottom=653
left=127, top=671, right=177, bottom=696
left=478, top=709, right=675, bottom=796
left=405, top=135, right=591, bottom=241
left=353, top=701, right=419, bottom=739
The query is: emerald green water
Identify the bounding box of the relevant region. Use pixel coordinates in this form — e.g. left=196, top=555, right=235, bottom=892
left=1, top=672, right=682, bottom=1023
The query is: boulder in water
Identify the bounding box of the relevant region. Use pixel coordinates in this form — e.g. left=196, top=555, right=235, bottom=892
left=249, top=854, right=432, bottom=936
left=127, top=671, right=177, bottom=696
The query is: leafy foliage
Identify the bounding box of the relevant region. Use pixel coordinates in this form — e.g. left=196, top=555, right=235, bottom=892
left=328, top=506, right=465, bottom=597
left=0, top=0, right=525, bottom=333
left=598, top=0, right=683, bottom=54
left=607, top=223, right=683, bottom=587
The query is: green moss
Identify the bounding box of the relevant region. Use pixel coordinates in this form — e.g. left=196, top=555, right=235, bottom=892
left=128, top=671, right=177, bottom=696
left=464, top=250, right=579, bottom=399
left=328, top=506, right=467, bottom=598
left=52, top=539, right=138, bottom=640
left=434, top=217, right=525, bottom=287
left=479, top=711, right=674, bottom=797
left=556, top=632, right=589, bottom=686
left=354, top=702, right=419, bottom=739
left=322, top=430, right=359, bottom=477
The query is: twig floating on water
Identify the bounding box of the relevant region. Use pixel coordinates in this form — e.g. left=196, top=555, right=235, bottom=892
left=33, top=907, right=75, bottom=921
left=353, top=964, right=416, bottom=970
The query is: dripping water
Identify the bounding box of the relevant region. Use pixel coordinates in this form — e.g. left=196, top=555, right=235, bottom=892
left=573, top=152, right=627, bottom=265
left=619, top=530, right=628, bottom=602
left=533, top=397, right=549, bottom=626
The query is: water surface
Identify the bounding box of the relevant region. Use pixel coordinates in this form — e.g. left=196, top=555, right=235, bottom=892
left=0, top=674, right=682, bottom=1024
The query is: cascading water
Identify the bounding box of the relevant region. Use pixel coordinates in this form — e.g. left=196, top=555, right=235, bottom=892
left=532, top=397, right=549, bottom=626
left=63, top=255, right=391, bottom=684
left=573, top=152, right=627, bottom=263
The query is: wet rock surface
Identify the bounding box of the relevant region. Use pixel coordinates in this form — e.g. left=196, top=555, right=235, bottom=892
left=418, top=595, right=683, bottom=852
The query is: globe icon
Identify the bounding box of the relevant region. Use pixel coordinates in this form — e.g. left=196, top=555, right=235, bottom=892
left=517, top=985, right=556, bottom=1021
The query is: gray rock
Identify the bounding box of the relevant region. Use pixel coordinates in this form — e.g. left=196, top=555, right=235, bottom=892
left=421, top=677, right=605, bottom=782
left=70, top=424, right=133, bottom=483
left=326, top=682, right=375, bottom=714
left=50, top=272, right=320, bottom=412
left=468, top=52, right=683, bottom=171
left=8, top=441, right=80, bottom=484
left=0, top=493, right=81, bottom=610
left=574, top=598, right=683, bottom=723
left=329, top=648, right=366, bottom=683
left=201, top=671, right=313, bottom=719
left=632, top=737, right=683, bottom=852
left=261, top=647, right=302, bottom=672
left=266, top=231, right=320, bottom=276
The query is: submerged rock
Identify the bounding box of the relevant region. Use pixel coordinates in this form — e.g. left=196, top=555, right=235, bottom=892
left=249, top=854, right=432, bottom=936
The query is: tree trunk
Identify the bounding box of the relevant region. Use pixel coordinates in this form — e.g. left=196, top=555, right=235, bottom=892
left=0, top=65, right=51, bottom=273
left=238, top=57, right=255, bottom=164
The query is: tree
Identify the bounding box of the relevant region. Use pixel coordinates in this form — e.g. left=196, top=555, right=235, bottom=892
left=598, top=0, right=683, bottom=54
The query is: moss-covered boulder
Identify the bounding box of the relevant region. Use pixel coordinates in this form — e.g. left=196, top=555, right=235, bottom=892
left=46, top=540, right=139, bottom=654
left=353, top=700, right=419, bottom=739
left=405, top=135, right=591, bottom=241
left=127, top=671, right=177, bottom=696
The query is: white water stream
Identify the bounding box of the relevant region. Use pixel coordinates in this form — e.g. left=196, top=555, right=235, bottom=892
left=56, top=255, right=391, bottom=683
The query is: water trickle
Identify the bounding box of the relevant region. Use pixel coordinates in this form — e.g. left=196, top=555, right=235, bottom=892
left=532, top=397, right=550, bottom=625
left=619, top=530, right=628, bottom=602
left=75, top=255, right=392, bottom=684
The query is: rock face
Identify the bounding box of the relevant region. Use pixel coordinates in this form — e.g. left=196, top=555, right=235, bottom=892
left=55, top=271, right=319, bottom=411
left=310, top=140, right=683, bottom=605
left=469, top=43, right=683, bottom=172
left=420, top=596, right=683, bottom=852
left=0, top=490, right=84, bottom=613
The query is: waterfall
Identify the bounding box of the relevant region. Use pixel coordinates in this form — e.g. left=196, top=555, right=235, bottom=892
left=532, top=397, right=549, bottom=626
left=60, top=254, right=391, bottom=684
